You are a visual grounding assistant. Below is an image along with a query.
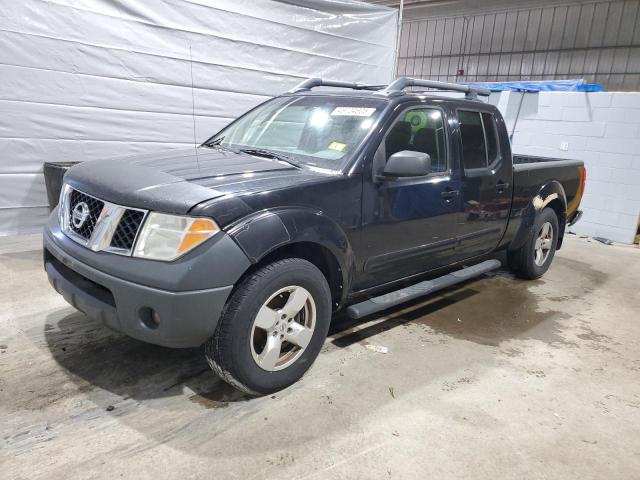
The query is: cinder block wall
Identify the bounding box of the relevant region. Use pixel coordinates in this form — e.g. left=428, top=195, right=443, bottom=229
left=492, top=91, right=640, bottom=244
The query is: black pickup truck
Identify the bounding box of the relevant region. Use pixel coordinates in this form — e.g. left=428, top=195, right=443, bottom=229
left=44, top=77, right=585, bottom=395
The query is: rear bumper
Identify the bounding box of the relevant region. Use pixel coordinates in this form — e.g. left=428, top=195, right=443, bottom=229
left=568, top=209, right=583, bottom=226
left=44, top=227, right=235, bottom=348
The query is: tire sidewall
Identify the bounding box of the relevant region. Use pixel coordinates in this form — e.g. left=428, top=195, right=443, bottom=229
left=223, top=260, right=331, bottom=394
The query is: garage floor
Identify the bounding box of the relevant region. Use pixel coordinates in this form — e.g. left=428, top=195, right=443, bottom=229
left=1, top=235, right=639, bottom=479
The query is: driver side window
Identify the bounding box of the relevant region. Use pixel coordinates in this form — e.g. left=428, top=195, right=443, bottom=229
left=384, top=108, right=448, bottom=173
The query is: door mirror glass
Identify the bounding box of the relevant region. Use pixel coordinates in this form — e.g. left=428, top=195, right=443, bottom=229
left=383, top=150, right=431, bottom=178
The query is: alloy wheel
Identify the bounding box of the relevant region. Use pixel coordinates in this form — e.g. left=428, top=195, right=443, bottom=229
left=250, top=286, right=316, bottom=371
left=534, top=221, right=553, bottom=266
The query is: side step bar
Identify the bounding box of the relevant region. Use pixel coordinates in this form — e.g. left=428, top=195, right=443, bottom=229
left=346, top=259, right=501, bottom=319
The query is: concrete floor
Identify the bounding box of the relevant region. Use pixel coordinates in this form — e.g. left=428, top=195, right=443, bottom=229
left=1, top=235, right=639, bottom=479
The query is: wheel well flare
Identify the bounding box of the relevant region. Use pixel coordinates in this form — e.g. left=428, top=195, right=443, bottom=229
left=244, top=242, right=344, bottom=309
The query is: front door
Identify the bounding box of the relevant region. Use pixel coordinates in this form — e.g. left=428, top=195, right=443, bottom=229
left=356, top=105, right=461, bottom=290
left=455, top=109, right=513, bottom=259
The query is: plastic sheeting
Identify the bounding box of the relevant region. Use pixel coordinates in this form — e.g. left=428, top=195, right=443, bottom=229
left=0, top=0, right=397, bottom=234
left=463, top=79, right=604, bottom=92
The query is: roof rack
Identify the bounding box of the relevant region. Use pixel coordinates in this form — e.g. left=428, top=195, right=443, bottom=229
left=381, top=77, right=491, bottom=99
left=288, top=78, right=385, bottom=93
left=288, top=76, right=491, bottom=100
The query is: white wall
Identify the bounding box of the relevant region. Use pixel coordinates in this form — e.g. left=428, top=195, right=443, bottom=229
left=0, top=0, right=397, bottom=235
left=492, top=90, right=640, bottom=244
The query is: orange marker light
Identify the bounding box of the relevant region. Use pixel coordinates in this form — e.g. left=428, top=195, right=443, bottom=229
left=177, top=218, right=219, bottom=253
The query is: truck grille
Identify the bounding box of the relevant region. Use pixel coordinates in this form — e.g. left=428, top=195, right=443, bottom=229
left=110, top=209, right=145, bottom=250
left=60, top=186, right=147, bottom=256
left=68, top=189, right=105, bottom=240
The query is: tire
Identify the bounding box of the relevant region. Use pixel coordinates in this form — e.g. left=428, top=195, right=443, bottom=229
left=507, top=207, right=559, bottom=280
left=204, top=258, right=332, bottom=395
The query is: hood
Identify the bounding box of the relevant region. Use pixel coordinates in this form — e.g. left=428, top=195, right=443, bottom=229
left=64, top=147, right=327, bottom=215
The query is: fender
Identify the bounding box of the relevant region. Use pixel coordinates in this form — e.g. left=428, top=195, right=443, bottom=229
left=226, top=207, right=355, bottom=303
left=509, top=180, right=567, bottom=252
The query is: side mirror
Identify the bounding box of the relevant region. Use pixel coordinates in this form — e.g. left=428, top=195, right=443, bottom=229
left=381, top=150, right=431, bottom=178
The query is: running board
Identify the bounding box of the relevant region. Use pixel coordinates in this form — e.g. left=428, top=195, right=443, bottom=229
left=346, top=259, right=501, bottom=319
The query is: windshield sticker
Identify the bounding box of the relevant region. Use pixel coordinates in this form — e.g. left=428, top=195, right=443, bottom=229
left=328, top=142, right=347, bottom=152
left=331, top=107, right=376, bottom=117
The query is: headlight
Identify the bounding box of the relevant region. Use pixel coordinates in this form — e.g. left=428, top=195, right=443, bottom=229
left=133, top=212, right=220, bottom=261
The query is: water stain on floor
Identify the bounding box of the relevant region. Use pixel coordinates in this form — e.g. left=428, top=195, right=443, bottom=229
left=188, top=381, right=250, bottom=409
left=7, top=313, right=223, bottom=412
left=330, top=272, right=573, bottom=349
left=408, top=276, right=573, bottom=347
left=189, top=395, right=230, bottom=409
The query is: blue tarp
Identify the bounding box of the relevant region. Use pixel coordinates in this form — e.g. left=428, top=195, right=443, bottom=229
left=463, top=79, right=604, bottom=92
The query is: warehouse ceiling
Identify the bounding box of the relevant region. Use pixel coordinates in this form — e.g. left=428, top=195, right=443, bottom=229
left=365, top=0, right=603, bottom=18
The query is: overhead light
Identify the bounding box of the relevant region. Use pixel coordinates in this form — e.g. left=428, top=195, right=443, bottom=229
left=360, top=118, right=374, bottom=129
left=310, top=109, right=329, bottom=127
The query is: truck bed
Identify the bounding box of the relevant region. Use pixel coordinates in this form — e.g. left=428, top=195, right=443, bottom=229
left=513, top=154, right=580, bottom=165
left=510, top=156, right=585, bottom=239
left=513, top=157, right=583, bottom=213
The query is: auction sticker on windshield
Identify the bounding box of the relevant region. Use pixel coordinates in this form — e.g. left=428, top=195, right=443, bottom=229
left=331, top=107, right=376, bottom=117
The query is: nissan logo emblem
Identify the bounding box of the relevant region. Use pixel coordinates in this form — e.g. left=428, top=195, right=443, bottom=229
left=71, top=202, right=90, bottom=229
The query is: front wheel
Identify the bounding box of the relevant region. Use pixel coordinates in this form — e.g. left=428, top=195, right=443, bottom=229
left=508, top=207, right=559, bottom=280
left=204, top=258, right=332, bottom=395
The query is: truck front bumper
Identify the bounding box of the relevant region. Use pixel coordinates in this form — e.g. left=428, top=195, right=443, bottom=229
left=43, top=222, right=245, bottom=348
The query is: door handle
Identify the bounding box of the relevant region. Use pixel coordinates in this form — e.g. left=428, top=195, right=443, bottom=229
left=495, top=181, right=510, bottom=193
left=441, top=188, right=459, bottom=200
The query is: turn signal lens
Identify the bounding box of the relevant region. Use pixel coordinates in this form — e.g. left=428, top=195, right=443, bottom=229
left=133, top=213, right=220, bottom=261
left=177, top=219, right=219, bottom=253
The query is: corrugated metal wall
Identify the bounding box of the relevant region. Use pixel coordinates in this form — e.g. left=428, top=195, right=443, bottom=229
left=0, top=0, right=397, bottom=235
left=397, top=0, right=640, bottom=90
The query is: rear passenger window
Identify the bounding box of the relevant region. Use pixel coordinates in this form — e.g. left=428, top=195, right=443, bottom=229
left=482, top=112, right=500, bottom=165
left=458, top=111, right=487, bottom=169
left=458, top=110, right=501, bottom=170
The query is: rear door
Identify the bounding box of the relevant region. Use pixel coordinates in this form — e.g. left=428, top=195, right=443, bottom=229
left=454, top=108, right=513, bottom=259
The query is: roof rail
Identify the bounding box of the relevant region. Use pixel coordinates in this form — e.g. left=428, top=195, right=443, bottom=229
left=380, top=77, right=491, bottom=99
left=288, top=76, right=492, bottom=99
left=288, top=78, right=385, bottom=93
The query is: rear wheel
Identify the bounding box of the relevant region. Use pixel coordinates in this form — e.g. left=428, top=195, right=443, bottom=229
left=508, top=207, right=559, bottom=280
left=204, top=258, right=331, bottom=395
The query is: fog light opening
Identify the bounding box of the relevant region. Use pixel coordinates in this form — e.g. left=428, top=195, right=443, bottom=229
left=139, top=307, right=160, bottom=330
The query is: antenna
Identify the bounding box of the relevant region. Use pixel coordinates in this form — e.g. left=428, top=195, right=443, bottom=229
left=189, top=45, right=200, bottom=168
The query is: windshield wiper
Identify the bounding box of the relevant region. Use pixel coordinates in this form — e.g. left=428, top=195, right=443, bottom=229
left=202, top=137, right=223, bottom=147
left=202, top=137, right=239, bottom=155
left=239, top=148, right=301, bottom=168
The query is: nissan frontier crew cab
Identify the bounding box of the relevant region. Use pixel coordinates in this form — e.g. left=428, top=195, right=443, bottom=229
left=44, top=77, right=585, bottom=395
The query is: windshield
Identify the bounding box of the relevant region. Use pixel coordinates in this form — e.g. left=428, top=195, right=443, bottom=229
left=206, top=95, right=387, bottom=170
